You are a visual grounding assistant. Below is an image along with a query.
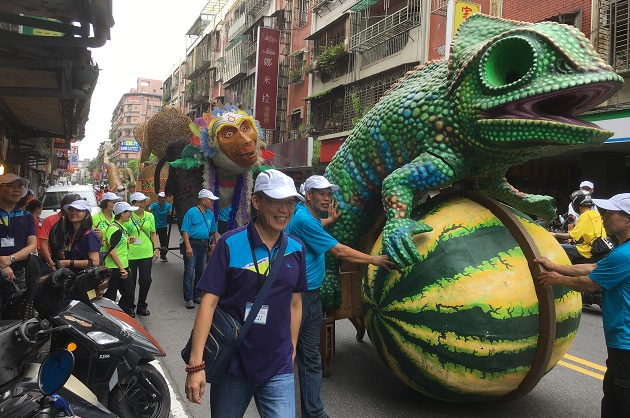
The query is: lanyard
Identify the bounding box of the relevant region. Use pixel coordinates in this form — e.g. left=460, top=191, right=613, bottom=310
left=249, top=242, right=279, bottom=291
left=131, top=213, right=145, bottom=235
left=197, top=207, right=212, bottom=239
left=0, top=209, right=18, bottom=238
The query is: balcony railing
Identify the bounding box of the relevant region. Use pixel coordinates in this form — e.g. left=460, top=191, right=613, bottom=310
left=224, top=39, right=250, bottom=83
left=349, top=0, right=422, bottom=52
left=245, top=0, right=271, bottom=19
left=244, top=40, right=258, bottom=60
left=312, top=0, right=333, bottom=14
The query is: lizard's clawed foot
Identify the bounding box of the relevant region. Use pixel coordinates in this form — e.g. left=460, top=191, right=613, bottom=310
left=382, top=218, right=431, bottom=267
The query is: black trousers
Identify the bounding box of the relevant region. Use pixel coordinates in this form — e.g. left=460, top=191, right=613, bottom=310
left=602, top=347, right=630, bottom=417
left=156, top=227, right=169, bottom=259
left=103, top=267, right=132, bottom=312
left=128, top=257, right=153, bottom=310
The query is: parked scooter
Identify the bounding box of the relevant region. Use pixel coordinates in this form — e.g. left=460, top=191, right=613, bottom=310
left=36, top=229, right=171, bottom=417
left=0, top=254, right=115, bottom=418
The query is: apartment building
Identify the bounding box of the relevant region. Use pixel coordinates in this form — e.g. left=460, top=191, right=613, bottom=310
left=109, top=78, right=163, bottom=167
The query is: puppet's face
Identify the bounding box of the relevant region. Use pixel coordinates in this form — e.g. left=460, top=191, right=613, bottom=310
left=216, top=119, right=259, bottom=167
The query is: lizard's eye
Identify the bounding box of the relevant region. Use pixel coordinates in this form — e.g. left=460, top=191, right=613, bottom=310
left=481, top=36, right=537, bottom=90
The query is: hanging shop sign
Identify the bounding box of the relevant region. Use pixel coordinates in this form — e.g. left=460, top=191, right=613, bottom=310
left=254, top=27, right=280, bottom=130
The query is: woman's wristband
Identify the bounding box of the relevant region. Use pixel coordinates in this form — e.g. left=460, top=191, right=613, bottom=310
left=185, top=361, right=206, bottom=373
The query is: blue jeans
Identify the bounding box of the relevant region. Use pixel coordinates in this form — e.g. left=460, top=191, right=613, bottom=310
left=182, top=240, right=207, bottom=302
left=210, top=372, right=295, bottom=418
left=297, top=290, right=328, bottom=418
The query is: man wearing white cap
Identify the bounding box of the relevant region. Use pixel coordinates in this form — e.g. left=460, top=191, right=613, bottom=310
left=286, top=175, right=394, bottom=418
left=123, top=192, right=160, bottom=317
left=181, top=189, right=220, bottom=309
left=536, top=193, right=630, bottom=417
left=0, top=174, right=37, bottom=309
left=39, top=193, right=81, bottom=269
left=186, top=169, right=307, bottom=416
left=149, top=191, right=172, bottom=262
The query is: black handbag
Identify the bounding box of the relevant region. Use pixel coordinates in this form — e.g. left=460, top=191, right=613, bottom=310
left=590, top=218, right=615, bottom=257
left=181, top=232, right=288, bottom=383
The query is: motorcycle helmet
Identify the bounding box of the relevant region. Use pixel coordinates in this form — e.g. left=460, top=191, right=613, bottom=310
left=570, top=189, right=593, bottom=213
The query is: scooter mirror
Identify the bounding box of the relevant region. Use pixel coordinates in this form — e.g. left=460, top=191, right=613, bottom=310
left=38, top=349, right=74, bottom=396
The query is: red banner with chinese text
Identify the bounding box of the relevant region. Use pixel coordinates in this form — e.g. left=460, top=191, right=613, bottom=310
left=254, top=27, right=280, bottom=130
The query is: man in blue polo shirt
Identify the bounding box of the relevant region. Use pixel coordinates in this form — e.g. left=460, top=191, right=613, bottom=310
left=536, top=193, right=630, bottom=417
left=286, top=175, right=394, bottom=418
left=185, top=169, right=307, bottom=418
left=0, top=173, right=37, bottom=310
left=181, top=189, right=220, bottom=309
left=149, top=191, right=172, bottom=262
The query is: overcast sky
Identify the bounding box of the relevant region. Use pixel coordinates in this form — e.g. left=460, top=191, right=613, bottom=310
left=77, top=0, right=211, bottom=159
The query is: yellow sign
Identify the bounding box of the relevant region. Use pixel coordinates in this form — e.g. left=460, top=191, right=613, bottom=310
left=453, top=1, right=481, bottom=37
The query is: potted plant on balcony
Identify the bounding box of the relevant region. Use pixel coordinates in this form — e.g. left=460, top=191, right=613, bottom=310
left=289, top=68, right=303, bottom=84
left=317, top=43, right=345, bottom=78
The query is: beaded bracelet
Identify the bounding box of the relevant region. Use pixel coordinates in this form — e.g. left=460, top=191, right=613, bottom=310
left=185, top=361, right=206, bottom=373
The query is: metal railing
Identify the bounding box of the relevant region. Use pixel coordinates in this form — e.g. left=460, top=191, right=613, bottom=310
left=349, top=0, right=422, bottom=52
left=228, top=13, right=253, bottom=40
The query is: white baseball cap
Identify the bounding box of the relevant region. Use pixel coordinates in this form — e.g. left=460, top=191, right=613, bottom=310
left=580, top=181, right=594, bottom=189
left=117, top=185, right=125, bottom=191
left=100, top=192, right=122, bottom=202
left=130, top=192, right=148, bottom=202
left=63, top=200, right=92, bottom=211
left=254, top=169, right=304, bottom=201
left=198, top=189, right=219, bottom=200
left=157, top=192, right=166, bottom=198
left=113, top=202, right=139, bottom=215
left=593, top=193, right=630, bottom=216
left=0, top=173, right=28, bottom=186
left=302, top=175, right=339, bottom=194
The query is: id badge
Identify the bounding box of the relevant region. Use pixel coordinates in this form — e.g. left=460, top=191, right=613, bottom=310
left=133, top=238, right=143, bottom=245
left=1, top=237, right=15, bottom=247
left=244, top=302, right=269, bottom=325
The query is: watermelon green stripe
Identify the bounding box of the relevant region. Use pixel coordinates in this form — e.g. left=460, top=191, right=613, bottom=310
left=378, top=226, right=520, bottom=307
left=383, top=248, right=538, bottom=319
left=381, top=317, right=538, bottom=374
left=383, top=307, right=541, bottom=341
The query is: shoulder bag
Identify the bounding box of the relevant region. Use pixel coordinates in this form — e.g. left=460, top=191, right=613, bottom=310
left=590, top=215, right=615, bottom=257
left=181, top=232, right=288, bottom=383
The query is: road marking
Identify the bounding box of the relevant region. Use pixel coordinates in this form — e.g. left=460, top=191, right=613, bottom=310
left=558, top=354, right=606, bottom=380
left=563, top=354, right=607, bottom=372
left=151, top=360, right=189, bottom=418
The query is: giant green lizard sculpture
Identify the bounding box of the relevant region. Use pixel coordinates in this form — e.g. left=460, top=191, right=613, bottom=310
left=321, top=14, right=623, bottom=309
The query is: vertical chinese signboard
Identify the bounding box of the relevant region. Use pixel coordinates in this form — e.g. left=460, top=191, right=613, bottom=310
left=254, top=27, right=280, bottom=130
left=452, top=1, right=481, bottom=37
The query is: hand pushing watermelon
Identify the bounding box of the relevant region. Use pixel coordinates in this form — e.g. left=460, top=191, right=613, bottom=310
left=363, top=194, right=581, bottom=402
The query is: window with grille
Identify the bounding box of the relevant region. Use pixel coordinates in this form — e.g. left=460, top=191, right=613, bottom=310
left=289, top=110, right=302, bottom=140
left=597, top=0, right=630, bottom=72
left=289, top=51, right=305, bottom=83
left=294, top=0, right=309, bottom=28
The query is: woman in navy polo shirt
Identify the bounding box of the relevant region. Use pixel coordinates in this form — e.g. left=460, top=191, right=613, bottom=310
left=51, top=200, right=100, bottom=272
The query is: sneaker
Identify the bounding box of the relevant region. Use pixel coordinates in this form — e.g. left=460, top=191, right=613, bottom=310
left=193, top=297, right=202, bottom=304
left=185, top=300, right=195, bottom=309
left=137, top=308, right=150, bottom=316
left=161, top=258, right=168, bottom=262
left=126, top=310, right=136, bottom=318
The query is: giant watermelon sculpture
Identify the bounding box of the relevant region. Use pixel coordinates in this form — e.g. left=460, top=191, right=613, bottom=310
left=363, top=193, right=581, bottom=402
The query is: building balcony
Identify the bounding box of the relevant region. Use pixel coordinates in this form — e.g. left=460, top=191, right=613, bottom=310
left=228, top=13, right=253, bottom=40
left=312, top=0, right=333, bottom=15
left=245, top=0, right=271, bottom=19
left=349, top=0, right=422, bottom=52
left=224, top=39, right=251, bottom=83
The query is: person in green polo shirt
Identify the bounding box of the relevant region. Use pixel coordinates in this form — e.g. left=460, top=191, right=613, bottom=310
left=124, top=192, right=160, bottom=317
left=102, top=201, right=137, bottom=317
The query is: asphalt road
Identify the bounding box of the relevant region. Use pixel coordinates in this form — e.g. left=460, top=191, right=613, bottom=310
left=136, top=229, right=607, bottom=418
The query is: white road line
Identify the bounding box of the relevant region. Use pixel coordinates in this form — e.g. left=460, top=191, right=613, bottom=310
left=151, top=360, right=189, bottom=418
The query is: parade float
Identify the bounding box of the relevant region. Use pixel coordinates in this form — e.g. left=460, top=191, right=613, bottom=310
left=319, top=13, right=623, bottom=401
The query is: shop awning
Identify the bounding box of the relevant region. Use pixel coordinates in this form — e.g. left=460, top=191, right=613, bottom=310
left=349, top=0, right=381, bottom=11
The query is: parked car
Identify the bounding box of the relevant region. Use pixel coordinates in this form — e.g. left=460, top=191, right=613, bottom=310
left=40, top=184, right=101, bottom=222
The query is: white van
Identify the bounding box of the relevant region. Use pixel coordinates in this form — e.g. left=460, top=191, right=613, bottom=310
left=40, top=184, right=101, bottom=221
